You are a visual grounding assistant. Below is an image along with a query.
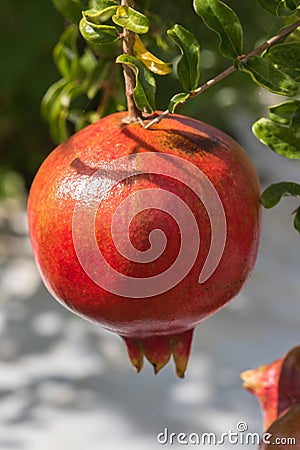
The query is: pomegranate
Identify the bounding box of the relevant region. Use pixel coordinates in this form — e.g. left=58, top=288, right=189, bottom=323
left=241, top=346, right=300, bottom=429
left=259, top=405, right=300, bottom=449
left=28, top=112, right=261, bottom=377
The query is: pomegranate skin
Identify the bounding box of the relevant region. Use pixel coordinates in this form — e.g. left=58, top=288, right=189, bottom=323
left=242, top=346, right=300, bottom=430
left=28, top=112, right=261, bottom=376
left=259, top=404, right=300, bottom=449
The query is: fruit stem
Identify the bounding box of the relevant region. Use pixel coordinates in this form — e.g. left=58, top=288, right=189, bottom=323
left=121, top=0, right=143, bottom=123
left=144, top=18, right=300, bottom=129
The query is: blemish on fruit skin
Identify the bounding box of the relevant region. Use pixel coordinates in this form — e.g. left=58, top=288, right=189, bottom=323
left=157, top=129, right=217, bottom=155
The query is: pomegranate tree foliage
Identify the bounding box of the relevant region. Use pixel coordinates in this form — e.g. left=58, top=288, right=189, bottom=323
left=44, top=0, right=300, bottom=232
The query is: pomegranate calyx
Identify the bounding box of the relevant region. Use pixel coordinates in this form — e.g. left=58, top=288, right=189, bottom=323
left=122, top=329, right=194, bottom=378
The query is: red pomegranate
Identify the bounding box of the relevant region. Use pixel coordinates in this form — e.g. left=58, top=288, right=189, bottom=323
left=259, top=405, right=300, bottom=449
left=28, top=112, right=261, bottom=377
left=241, top=346, right=300, bottom=430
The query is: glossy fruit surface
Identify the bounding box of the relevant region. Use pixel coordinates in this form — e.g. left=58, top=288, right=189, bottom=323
left=28, top=112, right=261, bottom=376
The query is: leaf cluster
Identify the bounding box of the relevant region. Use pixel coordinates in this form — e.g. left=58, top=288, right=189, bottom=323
left=45, top=0, right=300, bottom=231
left=46, top=0, right=300, bottom=131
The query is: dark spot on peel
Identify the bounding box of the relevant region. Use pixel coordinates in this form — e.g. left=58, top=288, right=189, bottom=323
left=157, top=129, right=217, bottom=154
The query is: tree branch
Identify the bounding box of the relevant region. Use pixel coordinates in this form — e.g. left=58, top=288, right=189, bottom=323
left=144, top=19, right=300, bottom=129
left=121, top=0, right=142, bottom=123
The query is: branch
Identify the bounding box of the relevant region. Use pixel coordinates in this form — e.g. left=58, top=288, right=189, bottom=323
left=144, top=19, right=300, bottom=129
left=121, top=0, right=142, bottom=123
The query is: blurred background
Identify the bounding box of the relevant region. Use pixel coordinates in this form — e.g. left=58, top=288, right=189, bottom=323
left=0, top=1, right=299, bottom=449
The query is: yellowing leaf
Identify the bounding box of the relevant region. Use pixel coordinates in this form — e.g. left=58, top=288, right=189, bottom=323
left=112, top=6, right=150, bottom=34
left=134, top=35, right=172, bottom=75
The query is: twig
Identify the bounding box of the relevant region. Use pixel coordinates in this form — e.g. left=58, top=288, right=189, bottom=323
left=144, top=19, right=300, bottom=129
left=121, top=0, right=142, bottom=123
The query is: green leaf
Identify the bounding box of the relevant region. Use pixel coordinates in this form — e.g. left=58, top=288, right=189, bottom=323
left=68, top=109, right=86, bottom=128
left=51, top=0, right=83, bottom=23
left=257, top=0, right=279, bottom=15
left=291, top=103, right=300, bottom=132
left=257, top=0, right=300, bottom=15
left=89, top=0, right=118, bottom=8
left=79, top=18, right=120, bottom=45
left=193, top=0, right=243, bottom=59
left=261, top=181, right=300, bottom=207
left=285, top=0, right=300, bottom=7
left=59, top=82, right=86, bottom=110
left=51, top=109, right=69, bottom=143
left=79, top=47, right=97, bottom=75
left=84, top=59, right=110, bottom=99
left=42, top=80, right=85, bottom=142
left=266, top=42, right=300, bottom=72
left=53, top=26, right=81, bottom=81
left=269, top=100, right=300, bottom=126
left=167, top=24, right=201, bottom=92
left=253, top=118, right=300, bottom=158
left=41, top=79, right=67, bottom=120
left=168, top=93, right=191, bottom=113
left=116, top=54, right=156, bottom=113
left=50, top=81, right=86, bottom=142
left=294, top=206, right=300, bottom=233
left=285, top=23, right=300, bottom=43
left=261, top=182, right=300, bottom=233
left=276, top=0, right=300, bottom=16
left=238, top=55, right=299, bottom=96
left=83, top=7, right=119, bottom=24
left=112, top=6, right=150, bottom=34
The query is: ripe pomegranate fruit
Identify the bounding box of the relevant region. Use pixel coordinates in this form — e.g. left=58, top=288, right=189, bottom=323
left=259, top=405, right=300, bottom=449
left=241, top=346, right=300, bottom=429
left=28, top=112, right=261, bottom=377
